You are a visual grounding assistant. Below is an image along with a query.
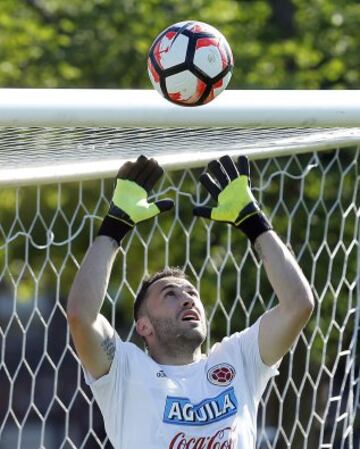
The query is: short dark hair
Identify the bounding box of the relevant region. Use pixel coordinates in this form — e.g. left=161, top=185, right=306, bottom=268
left=134, top=267, right=187, bottom=321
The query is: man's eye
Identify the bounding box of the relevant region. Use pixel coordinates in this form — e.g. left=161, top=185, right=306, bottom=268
left=186, top=290, right=198, bottom=296
left=165, top=290, right=175, bottom=297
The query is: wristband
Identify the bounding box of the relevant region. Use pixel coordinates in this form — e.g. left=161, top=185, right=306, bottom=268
left=97, top=215, right=132, bottom=245
left=236, top=213, right=272, bottom=244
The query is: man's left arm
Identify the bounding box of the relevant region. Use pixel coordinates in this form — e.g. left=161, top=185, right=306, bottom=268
left=253, top=231, right=314, bottom=366
left=193, top=154, right=314, bottom=367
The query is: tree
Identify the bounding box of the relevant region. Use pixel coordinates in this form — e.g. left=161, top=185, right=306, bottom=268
left=1, top=0, right=360, bottom=88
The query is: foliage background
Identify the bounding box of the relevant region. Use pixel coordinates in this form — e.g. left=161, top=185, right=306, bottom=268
left=0, top=1, right=359, bottom=449
left=1, top=0, right=360, bottom=89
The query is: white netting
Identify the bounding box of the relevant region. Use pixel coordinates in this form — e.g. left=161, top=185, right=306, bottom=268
left=0, top=145, right=359, bottom=449
left=0, top=126, right=360, bottom=186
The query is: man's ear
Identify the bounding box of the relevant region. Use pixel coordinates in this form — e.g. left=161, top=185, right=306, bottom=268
left=135, top=316, right=153, bottom=338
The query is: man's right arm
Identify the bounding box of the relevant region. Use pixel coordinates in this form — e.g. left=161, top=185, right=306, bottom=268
left=67, top=236, right=119, bottom=380
left=66, top=156, right=173, bottom=380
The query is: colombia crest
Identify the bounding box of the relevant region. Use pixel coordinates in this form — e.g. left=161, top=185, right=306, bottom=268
left=207, top=363, right=236, bottom=386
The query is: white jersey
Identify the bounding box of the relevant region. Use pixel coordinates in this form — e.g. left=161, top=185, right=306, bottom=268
left=83, top=318, right=279, bottom=449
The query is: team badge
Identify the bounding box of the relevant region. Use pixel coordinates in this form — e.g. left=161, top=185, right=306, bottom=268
left=207, top=363, right=236, bottom=386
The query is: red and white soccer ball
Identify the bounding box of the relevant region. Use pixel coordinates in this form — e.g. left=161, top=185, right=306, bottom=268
left=147, top=21, right=234, bottom=106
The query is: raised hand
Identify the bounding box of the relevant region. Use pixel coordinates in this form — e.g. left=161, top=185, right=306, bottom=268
left=98, top=155, right=173, bottom=244
left=193, top=155, right=272, bottom=243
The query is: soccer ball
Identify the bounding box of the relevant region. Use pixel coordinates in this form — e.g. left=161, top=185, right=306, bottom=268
left=147, top=21, right=234, bottom=106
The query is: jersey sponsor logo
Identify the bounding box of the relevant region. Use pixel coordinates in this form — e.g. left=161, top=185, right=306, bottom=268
left=157, top=370, right=167, bottom=378
left=207, top=363, right=236, bottom=386
left=163, top=387, right=237, bottom=426
left=168, top=425, right=237, bottom=449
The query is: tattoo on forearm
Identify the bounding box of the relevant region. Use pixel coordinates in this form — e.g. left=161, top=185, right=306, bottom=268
left=101, top=337, right=115, bottom=362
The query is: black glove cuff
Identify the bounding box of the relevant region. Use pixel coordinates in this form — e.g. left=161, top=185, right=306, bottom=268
left=97, top=215, right=132, bottom=245
left=236, top=213, right=273, bottom=244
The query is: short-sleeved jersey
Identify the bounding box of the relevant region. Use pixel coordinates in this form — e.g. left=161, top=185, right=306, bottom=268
left=83, top=318, right=279, bottom=449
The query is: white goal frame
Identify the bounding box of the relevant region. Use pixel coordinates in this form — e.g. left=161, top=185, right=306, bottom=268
left=0, top=89, right=359, bottom=449
left=1, top=89, right=360, bottom=128
left=1, top=89, right=360, bottom=188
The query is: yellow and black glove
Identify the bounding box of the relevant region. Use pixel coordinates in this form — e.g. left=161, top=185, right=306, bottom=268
left=193, top=155, right=272, bottom=243
left=98, top=155, right=174, bottom=244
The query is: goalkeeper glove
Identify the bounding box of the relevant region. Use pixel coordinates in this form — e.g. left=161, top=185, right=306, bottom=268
left=193, top=155, right=272, bottom=243
left=98, top=155, right=174, bottom=244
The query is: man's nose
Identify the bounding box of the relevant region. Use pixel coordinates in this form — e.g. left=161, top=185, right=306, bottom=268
left=181, top=293, right=195, bottom=308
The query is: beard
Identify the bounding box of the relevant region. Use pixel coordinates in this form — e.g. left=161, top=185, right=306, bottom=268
left=148, top=314, right=207, bottom=355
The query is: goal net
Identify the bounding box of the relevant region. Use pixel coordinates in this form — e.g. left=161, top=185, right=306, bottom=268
left=0, top=90, right=359, bottom=449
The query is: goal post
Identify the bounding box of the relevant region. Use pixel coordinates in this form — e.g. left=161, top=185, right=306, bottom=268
left=0, top=89, right=359, bottom=449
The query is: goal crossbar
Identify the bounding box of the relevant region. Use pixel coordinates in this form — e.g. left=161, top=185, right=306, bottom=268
left=1, top=89, right=360, bottom=187
left=1, top=89, right=360, bottom=127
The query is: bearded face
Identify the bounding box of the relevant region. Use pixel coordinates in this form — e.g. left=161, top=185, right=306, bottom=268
left=136, top=277, right=207, bottom=356
left=147, top=307, right=207, bottom=351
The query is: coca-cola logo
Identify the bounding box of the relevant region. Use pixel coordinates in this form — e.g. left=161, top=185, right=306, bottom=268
left=207, top=363, right=236, bottom=386
left=169, top=426, right=237, bottom=449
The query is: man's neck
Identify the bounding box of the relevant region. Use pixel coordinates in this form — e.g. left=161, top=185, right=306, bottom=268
left=149, top=345, right=203, bottom=366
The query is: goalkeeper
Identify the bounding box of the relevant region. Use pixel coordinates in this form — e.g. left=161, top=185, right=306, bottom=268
left=67, top=155, right=314, bottom=449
